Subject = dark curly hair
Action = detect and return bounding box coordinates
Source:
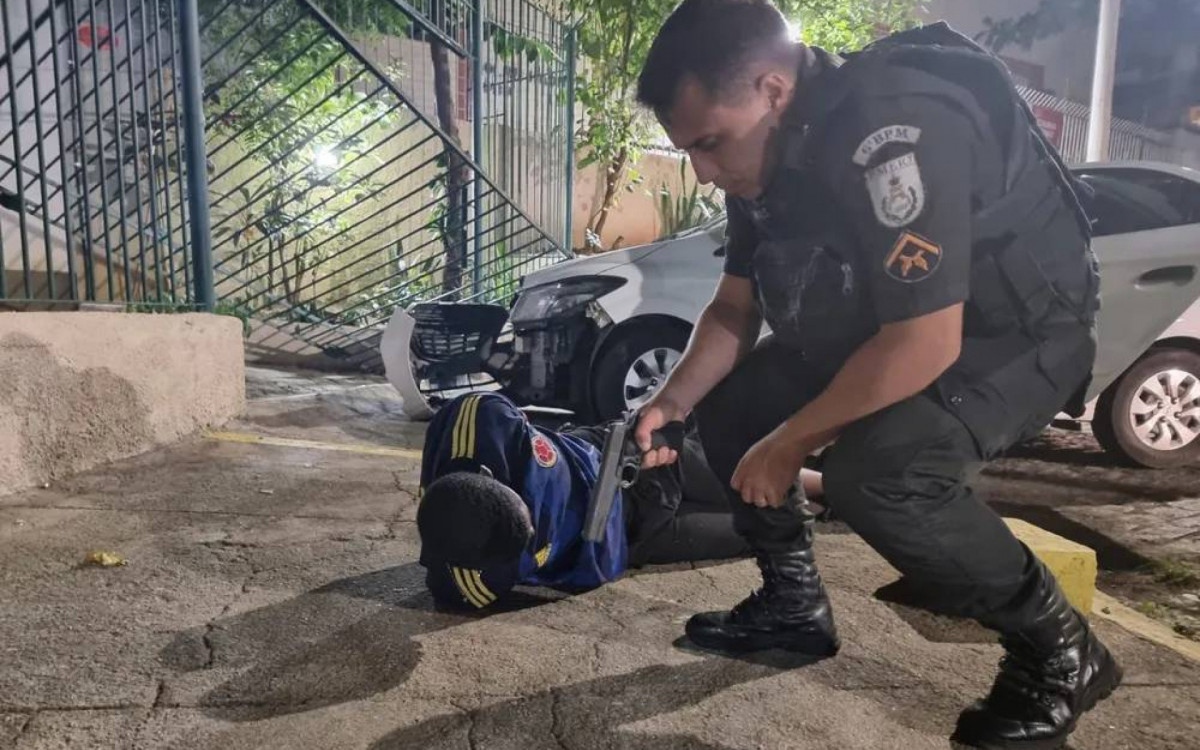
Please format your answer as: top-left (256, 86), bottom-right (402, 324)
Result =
top-left (417, 472), bottom-right (534, 568)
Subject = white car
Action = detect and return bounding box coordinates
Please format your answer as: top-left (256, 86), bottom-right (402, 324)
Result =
top-left (399, 162), bottom-right (1200, 468)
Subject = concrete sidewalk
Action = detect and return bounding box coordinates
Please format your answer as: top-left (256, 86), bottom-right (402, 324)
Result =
top-left (2, 372), bottom-right (1199, 749)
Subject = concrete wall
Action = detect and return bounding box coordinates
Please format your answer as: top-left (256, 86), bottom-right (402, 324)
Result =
top-left (0, 312), bottom-right (246, 494)
top-left (0, 205), bottom-right (135, 303)
top-left (572, 149), bottom-right (708, 251)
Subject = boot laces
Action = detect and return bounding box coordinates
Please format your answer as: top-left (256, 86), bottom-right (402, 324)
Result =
top-left (729, 587), bottom-right (772, 621)
top-left (994, 647), bottom-right (1078, 708)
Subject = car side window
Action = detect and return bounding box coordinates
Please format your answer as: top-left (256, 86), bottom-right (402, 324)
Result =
top-left (1076, 168), bottom-right (1200, 237)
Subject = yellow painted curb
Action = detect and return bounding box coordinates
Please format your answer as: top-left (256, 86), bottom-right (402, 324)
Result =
top-left (1004, 518), bottom-right (1097, 615)
top-left (1003, 518), bottom-right (1200, 665)
top-left (1093, 590), bottom-right (1200, 664)
top-left (205, 431), bottom-right (424, 461)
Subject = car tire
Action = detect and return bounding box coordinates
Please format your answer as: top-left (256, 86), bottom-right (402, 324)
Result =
top-left (1093, 347), bottom-right (1200, 469)
top-left (591, 321), bottom-right (690, 422)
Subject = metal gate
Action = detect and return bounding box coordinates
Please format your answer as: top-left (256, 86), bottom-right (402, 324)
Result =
top-left (1, 0), bottom-right (206, 308)
top-left (1020, 86), bottom-right (1177, 164)
top-left (200, 0), bottom-right (575, 369)
top-left (2, 0), bottom-right (576, 373)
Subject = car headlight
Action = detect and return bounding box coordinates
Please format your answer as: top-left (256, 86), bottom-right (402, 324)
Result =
top-left (509, 277), bottom-right (626, 326)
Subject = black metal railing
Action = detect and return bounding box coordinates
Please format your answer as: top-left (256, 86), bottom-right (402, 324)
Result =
top-left (0, 0), bottom-right (209, 308)
top-left (2, 0), bottom-right (575, 372)
top-left (201, 0), bottom-right (574, 369)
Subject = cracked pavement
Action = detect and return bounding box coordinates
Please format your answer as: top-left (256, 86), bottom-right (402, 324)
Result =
top-left (2, 368), bottom-right (1200, 748)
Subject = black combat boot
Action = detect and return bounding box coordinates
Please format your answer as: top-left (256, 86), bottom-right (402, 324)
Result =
top-left (685, 546), bottom-right (840, 656)
top-left (952, 561), bottom-right (1122, 750)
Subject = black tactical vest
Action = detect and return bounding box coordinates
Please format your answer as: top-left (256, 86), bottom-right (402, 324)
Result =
top-left (752, 23), bottom-right (1102, 453)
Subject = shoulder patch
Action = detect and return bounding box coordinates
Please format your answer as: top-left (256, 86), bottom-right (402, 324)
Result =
top-left (885, 231), bottom-right (942, 283)
top-left (866, 153), bottom-right (925, 228)
top-left (531, 432), bottom-right (558, 468)
top-left (853, 125), bottom-right (921, 166)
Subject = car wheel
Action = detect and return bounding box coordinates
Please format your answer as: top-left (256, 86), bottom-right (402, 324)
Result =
top-left (1093, 347), bottom-right (1200, 468)
top-left (591, 321), bottom-right (690, 422)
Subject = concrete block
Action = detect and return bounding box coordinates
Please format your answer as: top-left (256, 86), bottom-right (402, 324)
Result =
top-left (0, 312), bottom-right (245, 494)
top-left (1005, 518), bottom-right (1098, 615)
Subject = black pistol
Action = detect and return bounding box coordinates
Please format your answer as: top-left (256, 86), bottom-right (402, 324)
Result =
top-left (583, 412), bottom-right (685, 543)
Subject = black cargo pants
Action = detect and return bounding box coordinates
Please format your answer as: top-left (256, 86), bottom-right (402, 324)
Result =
top-left (695, 338), bottom-right (1036, 620)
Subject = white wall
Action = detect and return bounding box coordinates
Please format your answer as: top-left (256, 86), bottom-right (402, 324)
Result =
top-left (0, 0), bottom-right (69, 219)
top-left (922, 0), bottom-right (1097, 102)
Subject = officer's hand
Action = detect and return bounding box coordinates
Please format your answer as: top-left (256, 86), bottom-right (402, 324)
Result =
top-left (635, 397), bottom-right (687, 469)
top-left (732, 430), bottom-right (809, 509)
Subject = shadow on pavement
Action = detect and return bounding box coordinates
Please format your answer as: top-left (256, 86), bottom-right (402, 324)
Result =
top-left (997, 434), bottom-right (1116, 469)
top-left (987, 501), bottom-right (1151, 573)
top-left (871, 579), bottom-right (997, 645)
top-left (159, 563), bottom-right (561, 722)
top-left (368, 655), bottom-right (815, 750)
top-left (983, 465), bottom-right (1195, 505)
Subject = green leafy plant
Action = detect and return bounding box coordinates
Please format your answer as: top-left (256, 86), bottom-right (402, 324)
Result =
top-left (653, 158), bottom-right (721, 239)
top-left (124, 297), bottom-right (253, 337)
top-left (567, 0), bottom-right (927, 254)
top-left (125, 301), bottom-right (196, 314)
top-left (213, 298), bottom-right (254, 337)
top-left (198, 0), bottom-right (415, 321)
top-left (1149, 558), bottom-right (1200, 588)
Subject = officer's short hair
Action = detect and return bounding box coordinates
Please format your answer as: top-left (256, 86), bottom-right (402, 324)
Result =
top-left (417, 472), bottom-right (534, 568)
top-left (637, 0), bottom-right (794, 120)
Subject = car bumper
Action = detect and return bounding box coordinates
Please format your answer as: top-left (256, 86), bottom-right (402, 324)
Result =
top-left (399, 302), bottom-right (604, 414)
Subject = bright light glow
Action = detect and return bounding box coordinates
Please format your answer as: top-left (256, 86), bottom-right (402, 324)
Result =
top-left (313, 146), bottom-right (339, 170)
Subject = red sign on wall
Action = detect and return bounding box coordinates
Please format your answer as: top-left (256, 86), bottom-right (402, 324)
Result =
top-left (1032, 104), bottom-right (1065, 148)
top-left (78, 24), bottom-right (118, 51)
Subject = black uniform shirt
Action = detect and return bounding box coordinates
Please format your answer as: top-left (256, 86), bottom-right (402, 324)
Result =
top-left (719, 47), bottom-right (1094, 456)
top-left (725, 51), bottom-right (1005, 344)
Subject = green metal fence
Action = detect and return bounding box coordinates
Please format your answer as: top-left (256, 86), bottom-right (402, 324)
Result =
top-left (0, 0), bottom-right (210, 308)
top-left (201, 0), bottom-right (575, 370)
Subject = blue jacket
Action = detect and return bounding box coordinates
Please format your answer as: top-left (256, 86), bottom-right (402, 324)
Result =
top-left (419, 392), bottom-right (627, 609)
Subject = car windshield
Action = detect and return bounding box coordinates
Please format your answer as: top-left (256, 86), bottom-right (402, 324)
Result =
top-left (1074, 167), bottom-right (1200, 235)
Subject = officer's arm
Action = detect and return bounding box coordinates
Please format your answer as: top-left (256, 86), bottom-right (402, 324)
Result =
top-left (653, 273), bottom-right (762, 414)
top-left (773, 305), bottom-right (963, 450)
top-left (772, 95), bottom-right (976, 449)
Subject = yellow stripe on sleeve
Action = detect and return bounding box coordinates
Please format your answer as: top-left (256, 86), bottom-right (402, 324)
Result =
top-left (451, 396), bottom-right (477, 459)
top-left (464, 394), bottom-right (481, 459)
top-left (451, 566), bottom-right (487, 608)
top-left (470, 570), bottom-right (496, 603)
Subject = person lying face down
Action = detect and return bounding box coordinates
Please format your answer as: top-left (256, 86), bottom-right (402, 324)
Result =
top-left (416, 392), bottom-right (823, 610)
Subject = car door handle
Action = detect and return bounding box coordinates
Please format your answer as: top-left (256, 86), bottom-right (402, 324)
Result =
top-left (1136, 265), bottom-right (1196, 288)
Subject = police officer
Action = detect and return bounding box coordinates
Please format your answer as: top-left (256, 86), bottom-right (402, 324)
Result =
top-left (631, 1), bottom-right (1117, 748)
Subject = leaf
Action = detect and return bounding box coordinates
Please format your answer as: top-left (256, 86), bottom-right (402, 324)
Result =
top-left (82, 550), bottom-right (127, 568)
